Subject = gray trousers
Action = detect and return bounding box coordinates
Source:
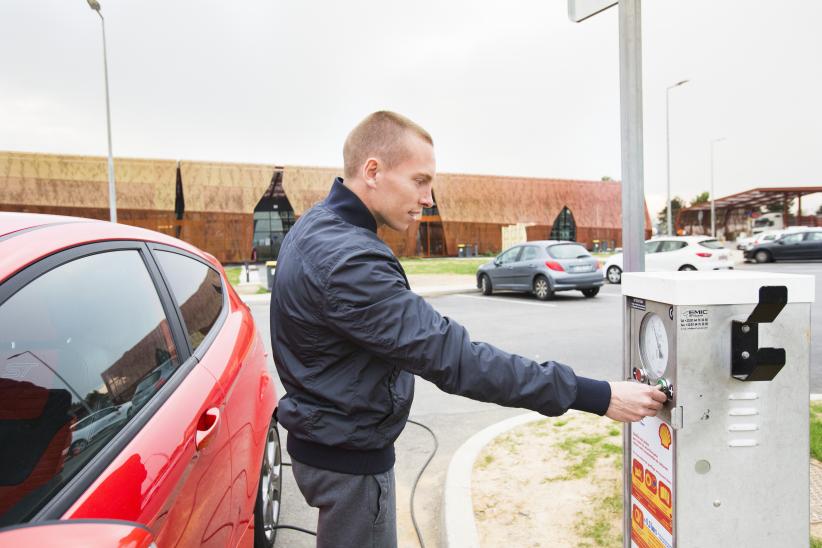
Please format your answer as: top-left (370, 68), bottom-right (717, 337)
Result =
top-left (291, 460), bottom-right (397, 548)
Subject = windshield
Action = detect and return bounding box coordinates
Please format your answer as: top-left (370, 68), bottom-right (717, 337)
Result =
top-left (547, 243), bottom-right (591, 259)
top-left (698, 239), bottom-right (725, 249)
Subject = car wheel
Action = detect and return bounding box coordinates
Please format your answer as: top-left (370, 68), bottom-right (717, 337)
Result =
top-left (582, 288), bottom-right (599, 298)
top-left (533, 275), bottom-right (554, 301)
top-left (254, 415), bottom-right (282, 548)
top-left (480, 274), bottom-right (493, 296)
top-left (678, 265), bottom-right (696, 271)
top-left (606, 266), bottom-right (622, 284)
top-left (70, 439), bottom-right (88, 456)
top-left (754, 250), bottom-right (772, 264)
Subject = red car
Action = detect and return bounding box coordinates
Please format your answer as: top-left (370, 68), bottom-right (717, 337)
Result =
top-left (0, 213), bottom-right (281, 547)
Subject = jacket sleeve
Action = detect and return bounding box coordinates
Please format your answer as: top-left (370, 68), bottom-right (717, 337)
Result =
top-left (323, 251), bottom-right (611, 416)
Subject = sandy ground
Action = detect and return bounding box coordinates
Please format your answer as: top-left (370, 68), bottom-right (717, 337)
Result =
top-left (472, 411), bottom-right (623, 547)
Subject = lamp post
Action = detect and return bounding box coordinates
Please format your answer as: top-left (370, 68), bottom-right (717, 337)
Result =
top-left (87, 0), bottom-right (117, 223)
top-left (710, 137), bottom-right (726, 237)
top-left (665, 79), bottom-right (689, 235)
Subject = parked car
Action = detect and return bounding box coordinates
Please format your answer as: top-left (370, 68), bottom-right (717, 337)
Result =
top-left (69, 403), bottom-right (131, 457)
top-left (744, 229), bottom-right (822, 263)
top-left (0, 213), bottom-right (281, 547)
top-left (738, 226), bottom-right (812, 251)
top-left (604, 236), bottom-right (733, 284)
top-left (476, 241), bottom-right (604, 300)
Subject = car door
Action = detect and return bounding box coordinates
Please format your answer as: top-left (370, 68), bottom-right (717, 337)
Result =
top-left (0, 243), bottom-right (234, 547)
top-left (151, 246), bottom-right (273, 547)
top-left (775, 232), bottom-right (805, 260)
top-left (642, 241), bottom-right (664, 271)
top-left (490, 246), bottom-right (522, 288)
top-left (512, 245), bottom-right (540, 289)
top-left (804, 231), bottom-right (822, 260)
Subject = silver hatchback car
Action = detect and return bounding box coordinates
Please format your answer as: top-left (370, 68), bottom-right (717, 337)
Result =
top-left (476, 241), bottom-right (604, 300)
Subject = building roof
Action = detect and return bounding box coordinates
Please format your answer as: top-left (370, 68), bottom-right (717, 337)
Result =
top-left (0, 151), bottom-right (177, 210)
top-left (681, 186), bottom-right (822, 212)
top-left (179, 160), bottom-right (277, 213)
top-left (281, 167), bottom-right (649, 229)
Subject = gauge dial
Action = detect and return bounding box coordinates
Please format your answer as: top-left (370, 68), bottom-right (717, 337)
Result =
top-left (639, 312), bottom-right (669, 379)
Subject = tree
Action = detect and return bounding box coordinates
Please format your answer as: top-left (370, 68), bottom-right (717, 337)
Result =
top-left (690, 191), bottom-right (709, 206)
top-left (601, 176), bottom-right (614, 182)
top-left (817, 204), bottom-right (822, 215)
top-left (764, 197), bottom-right (795, 213)
top-left (657, 196), bottom-right (685, 234)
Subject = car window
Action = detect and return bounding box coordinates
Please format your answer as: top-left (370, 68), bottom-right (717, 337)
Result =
top-left (520, 246), bottom-right (540, 262)
top-left (807, 232), bottom-right (822, 242)
top-left (657, 241), bottom-right (688, 252)
top-left (155, 251), bottom-right (224, 351)
top-left (498, 247), bottom-right (522, 265)
top-left (781, 233), bottom-right (804, 244)
top-left (644, 241), bottom-right (661, 254)
top-left (698, 239), bottom-right (725, 249)
top-left (0, 250), bottom-right (180, 525)
top-left (547, 243), bottom-right (591, 259)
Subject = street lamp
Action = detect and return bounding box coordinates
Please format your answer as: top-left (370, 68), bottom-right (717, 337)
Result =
top-left (710, 137), bottom-right (726, 238)
top-left (665, 79), bottom-right (689, 235)
top-left (86, 0), bottom-right (117, 223)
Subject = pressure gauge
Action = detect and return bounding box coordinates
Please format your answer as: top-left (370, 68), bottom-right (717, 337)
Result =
top-left (639, 312), bottom-right (669, 379)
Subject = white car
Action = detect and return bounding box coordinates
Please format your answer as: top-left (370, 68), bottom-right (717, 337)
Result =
top-left (604, 236), bottom-right (733, 284)
top-left (69, 403), bottom-right (131, 456)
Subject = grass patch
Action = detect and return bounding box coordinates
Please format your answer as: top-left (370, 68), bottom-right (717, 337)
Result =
top-left (225, 266), bottom-right (241, 286)
top-left (256, 287), bottom-right (271, 294)
top-left (608, 427), bottom-right (621, 437)
top-left (811, 403), bottom-right (822, 461)
top-left (477, 454), bottom-right (495, 470)
top-left (553, 434), bottom-right (621, 480)
top-left (576, 491), bottom-right (623, 547)
top-left (398, 257), bottom-right (488, 275)
top-left (554, 419), bottom-right (568, 428)
top-left (811, 537), bottom-right (822, 548)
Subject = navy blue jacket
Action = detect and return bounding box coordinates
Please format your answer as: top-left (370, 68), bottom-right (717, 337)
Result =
top-left (270, 178), bottom-right (611, 474)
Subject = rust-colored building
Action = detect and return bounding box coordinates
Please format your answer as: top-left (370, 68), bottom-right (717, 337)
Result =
top-left (1, 151), bottom-right (649, 262)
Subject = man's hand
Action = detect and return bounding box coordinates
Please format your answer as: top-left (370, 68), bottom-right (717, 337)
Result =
top-left (605, 381), bottom-right (667, 422)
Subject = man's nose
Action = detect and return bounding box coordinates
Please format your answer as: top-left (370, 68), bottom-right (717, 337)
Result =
top-left (420, 188), bottom-right (434, 208)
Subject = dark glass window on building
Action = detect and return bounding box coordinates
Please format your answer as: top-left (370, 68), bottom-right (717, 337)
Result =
top-left (0, 250), bottom-right (180, 525)
top-left (551, 206), bottom-right (577, 242)
top-left (252, 170), bottom-right (296, 261)
top-left (155, 251), bottom-right (224, 351)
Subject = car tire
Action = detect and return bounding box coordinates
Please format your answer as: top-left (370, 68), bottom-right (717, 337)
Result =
top-left (581, 288), bottom-right (599, 298)
top-left (480, 274), bottom-right (493, 296)
top-left (70, 439), bottom-right (88, 456)
top-left (754, 250), bottom-right (772, 264)
top-left (533, 275), bottom-right (554, 301)
top-left (254, 415), bottom-right (282, 548)
top-left (678, 265), bottom-right (696, 271)
top-left (606, 266), bottom-right (622, 284)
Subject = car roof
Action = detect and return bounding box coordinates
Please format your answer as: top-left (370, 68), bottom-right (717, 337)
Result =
top-left (518, 240), bottom-right (580, 246)
top-left (0, 212), bottom-right (218, 283)
top-left (650, 235), bottom-right (715, 242)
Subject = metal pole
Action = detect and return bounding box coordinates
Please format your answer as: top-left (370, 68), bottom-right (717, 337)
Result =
top-left (710, 137), bottom-right (725, 238)
top-left (665, 80), bottom-right (688, 236)
top-left (710, 141), bottom-right (714, 237)
top-left (619, 0), bottom-right (645, 273)
top-left (665, 89), bottom-right (672, 236)
top-left (98, 11), bottom-right (117, 223)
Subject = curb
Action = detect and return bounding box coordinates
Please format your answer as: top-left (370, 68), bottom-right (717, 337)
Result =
top-left (443, 394), bottom-right (822, 547)
top-left (441, 411), bottom-right (543, 548)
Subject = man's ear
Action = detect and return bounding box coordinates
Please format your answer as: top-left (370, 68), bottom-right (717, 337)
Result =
top-left (362, 158), bottom-right (379, 188)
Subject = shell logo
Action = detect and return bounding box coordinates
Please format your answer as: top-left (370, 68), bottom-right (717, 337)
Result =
top-left (658, 423), bottom-right (672, 449)
top-left (632, 505), bottom-right (644, 529)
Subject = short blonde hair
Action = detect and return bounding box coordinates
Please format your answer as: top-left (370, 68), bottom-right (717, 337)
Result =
top-left (343, 111), bottom-right (433, 179)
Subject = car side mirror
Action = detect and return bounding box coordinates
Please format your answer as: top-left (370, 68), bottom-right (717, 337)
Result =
top-left (777, 240), bottom-right (785, 245)
top-left (494, 258), bottom-right (502, 266)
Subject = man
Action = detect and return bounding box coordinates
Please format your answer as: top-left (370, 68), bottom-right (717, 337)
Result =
top-left (270, 111), bottom-right (665, 547)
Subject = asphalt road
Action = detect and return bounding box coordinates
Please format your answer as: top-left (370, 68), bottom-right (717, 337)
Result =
top-left (250, 260), bottom-right (822, 547)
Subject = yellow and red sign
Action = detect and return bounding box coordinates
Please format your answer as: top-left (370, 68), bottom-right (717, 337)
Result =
top-left (631, 416), bottom-right (674, 548)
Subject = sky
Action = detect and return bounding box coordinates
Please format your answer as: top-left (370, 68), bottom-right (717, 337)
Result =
top-left (1, 0), bottom-right (820, 221)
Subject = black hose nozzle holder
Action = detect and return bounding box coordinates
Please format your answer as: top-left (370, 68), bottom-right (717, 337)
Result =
top-left (731, 286), bottom-right (787, 382)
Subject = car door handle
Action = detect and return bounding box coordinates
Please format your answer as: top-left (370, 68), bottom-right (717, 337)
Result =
top-left (195, 407), bottom-right (220, 451)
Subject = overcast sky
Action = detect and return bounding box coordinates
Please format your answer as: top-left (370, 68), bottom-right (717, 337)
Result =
top-left (2, 0), bottom-right (820, 219)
